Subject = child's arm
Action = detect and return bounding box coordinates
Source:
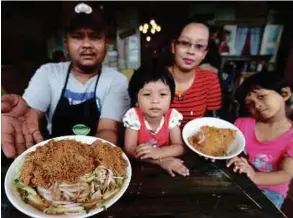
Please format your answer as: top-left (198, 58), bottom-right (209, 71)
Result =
top-left (124, 127), bottom-right (165, 164)
top-left (136, 125), bottom-right (185, 160)
top-left (124, 127), bottom-right (139, 158)
top-left (155, 125), bottom-right (185, 158)
top-left (251, 157), bottom-right (293, 185)
top-left (227, 156), bottom-right (293, 185)
top-left (125, 127), bottom-right (189, 177)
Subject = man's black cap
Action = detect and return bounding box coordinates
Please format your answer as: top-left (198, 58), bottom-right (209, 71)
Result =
top-left (64, 3), bottom-right (107, 35)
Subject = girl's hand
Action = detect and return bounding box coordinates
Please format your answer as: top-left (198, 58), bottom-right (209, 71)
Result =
top-left (235, 157), bottom-right (256, 181)
top-left (135, 144), bottom-right (162, 160)
top-left (226, 157), bottom-right (242, 172)
top-left (203, 156), bottom-right (216, 162)
top-left (227, 157), bottom-right (256, 181)
top-left (159, 157), bottom-right (190, 177)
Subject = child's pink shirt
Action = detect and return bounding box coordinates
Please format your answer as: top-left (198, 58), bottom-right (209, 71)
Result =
top-left (235, 117), bottom-right (293, 197)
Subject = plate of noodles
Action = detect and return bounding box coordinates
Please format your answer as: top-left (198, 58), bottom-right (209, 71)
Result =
top-left (5, 135), bottom-right (132, 218)
top-left (182, 117), bottom-right (246, 160)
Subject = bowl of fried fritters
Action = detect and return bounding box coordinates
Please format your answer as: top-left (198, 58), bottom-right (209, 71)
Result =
top-left (182, 117), bottom-right (246, 160)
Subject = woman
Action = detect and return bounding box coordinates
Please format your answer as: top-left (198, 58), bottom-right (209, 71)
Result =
top-left (166, 20), bottom-right (222, 127)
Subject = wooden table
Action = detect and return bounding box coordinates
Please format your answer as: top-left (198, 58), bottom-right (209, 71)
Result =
top-left (1, 151), bottom-right (287, 218)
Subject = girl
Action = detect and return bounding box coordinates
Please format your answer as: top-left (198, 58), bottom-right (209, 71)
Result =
top-left (123, 65), bottom-right (189, 177)
top-left (227, 72), bottom-right (293, 209)
top-left (165, 19), bottom-right (222, 127)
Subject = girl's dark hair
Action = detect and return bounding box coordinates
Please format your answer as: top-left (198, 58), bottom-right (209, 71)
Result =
top-left (128, 65), bottom-right (176, 107)
top-left (235, 71), bottom-right (291, 116)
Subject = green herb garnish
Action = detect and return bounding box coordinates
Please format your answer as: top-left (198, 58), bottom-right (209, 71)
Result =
top-left (83, 206), bottom-right (89, 213)
top-left (23, 192), bottom-right (29, 204)
top-left (116, 178), bottom-right (123, 186)
top-left (101, 205), bottom-right (107, 211)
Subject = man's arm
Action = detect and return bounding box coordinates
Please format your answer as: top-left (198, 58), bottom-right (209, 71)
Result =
top-left (96, 118), bottom-right (119, 145)
top-left (97, 73), bottom-right (130, 144)
top-left (23, 64), bottom-right (52, 114)
top-left (22, 64), bottom-right (52, 146)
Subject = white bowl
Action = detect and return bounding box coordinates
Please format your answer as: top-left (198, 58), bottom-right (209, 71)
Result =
top-left (182, 117), bottom-right (246, 160)
top-left (4, 135), bottom-right (132, 218)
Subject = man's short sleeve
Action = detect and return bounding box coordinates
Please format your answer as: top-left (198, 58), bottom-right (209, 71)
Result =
top-left (23, 65), bottom-right (51, 112)
top-left (100, 75), bottom-right (130, 122)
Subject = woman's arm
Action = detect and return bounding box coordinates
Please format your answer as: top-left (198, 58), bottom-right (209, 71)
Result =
top-left (206, 72), bottom-right (222, 117)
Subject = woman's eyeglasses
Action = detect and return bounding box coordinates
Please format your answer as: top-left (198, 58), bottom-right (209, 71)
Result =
top-left (175, 39), bottom-right (208, 52)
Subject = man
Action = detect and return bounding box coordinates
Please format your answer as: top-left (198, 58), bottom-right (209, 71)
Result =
top-left (1, 4), bottom-right (130, 158)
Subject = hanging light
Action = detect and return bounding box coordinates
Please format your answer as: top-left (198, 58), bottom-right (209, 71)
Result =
top-left (152, 23), bottom-right (157, 30)
top-left (139, 25), bottom-right (143, 32)
top-left (151, 28), bottom-right (156, 34)
top-left (146, 36), bottom-right (151, 42)
top-left (142, 28), bottom-right (148, 34)
top-left (143, 23), bottom-right (149, 30)
top-left (156, 25), bottom-right (161, 32)
top-left (150, 19), bottom-right (156, 26)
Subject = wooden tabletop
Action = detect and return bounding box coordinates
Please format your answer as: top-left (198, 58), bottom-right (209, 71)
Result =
top-left (1, 151), bottom-right (287, 218)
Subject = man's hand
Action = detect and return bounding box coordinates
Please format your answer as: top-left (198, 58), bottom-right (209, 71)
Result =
top-left (1, 94), bottom-right (28, 115)
top-left (1, 94), bottom-right (43, 158)
top-left (1, 114), bottom-right (25, 158)
top-left (22, 108), bottom-right (44, 148)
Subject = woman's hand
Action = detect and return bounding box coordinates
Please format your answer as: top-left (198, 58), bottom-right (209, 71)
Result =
top-left (159, 157), bottom-right (190, 177)
top-left (135, 144), bottom-right (162, 160)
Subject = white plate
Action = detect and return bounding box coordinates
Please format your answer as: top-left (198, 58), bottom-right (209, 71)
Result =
top-left (4, 135), bottom-right (132, 218)
top-left (182, 117), bottom-right (246, 160)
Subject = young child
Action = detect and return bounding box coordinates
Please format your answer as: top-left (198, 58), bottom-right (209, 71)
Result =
top-left (123, 65), bottom-right (190, 177)
top-left (227, 72), bottom-right (293, 209)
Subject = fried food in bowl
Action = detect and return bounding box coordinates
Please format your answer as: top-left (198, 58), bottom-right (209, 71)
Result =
top-left (188, 126), bottom-right (236, 156)
top-left (183, 118), bottom-right (245, 160)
